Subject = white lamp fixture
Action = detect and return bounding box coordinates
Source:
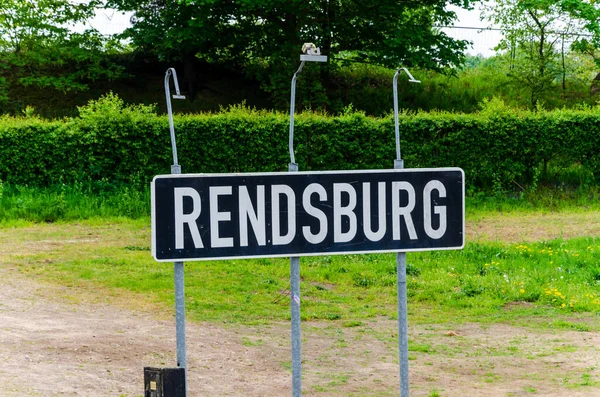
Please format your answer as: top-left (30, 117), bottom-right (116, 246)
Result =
top-left (300, 42), bottom-right (328, 62)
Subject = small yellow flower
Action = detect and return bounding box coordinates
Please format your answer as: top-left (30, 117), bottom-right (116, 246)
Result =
top-left (520, 289), bottom-right (525, 294)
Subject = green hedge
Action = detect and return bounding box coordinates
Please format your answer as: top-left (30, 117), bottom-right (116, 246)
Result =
top-left (1, 95), bottom-right (599, 191)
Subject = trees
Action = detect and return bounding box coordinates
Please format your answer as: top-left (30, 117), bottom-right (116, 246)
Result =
top-left (108, 0), bottom-right (475, 106)
top-left (0, 0), bottom-right (124, 109)
top-left (482, 0), bottom-right (600, 108)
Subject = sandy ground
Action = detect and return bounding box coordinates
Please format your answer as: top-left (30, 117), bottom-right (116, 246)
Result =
top-left (1, 212), bottom-right (600, 396)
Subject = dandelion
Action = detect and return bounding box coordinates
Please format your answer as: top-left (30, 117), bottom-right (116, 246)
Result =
top-left (520, 289), bottom-right (525, 294)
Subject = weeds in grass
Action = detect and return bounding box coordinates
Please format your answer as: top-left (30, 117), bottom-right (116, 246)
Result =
top-left (7, 218), bottom-right (600, 324)
top-left (428, 388), bottom-right (441, 397)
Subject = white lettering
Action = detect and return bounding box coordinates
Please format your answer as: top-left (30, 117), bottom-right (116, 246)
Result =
top-left (302, 183), bottom-right (328, 244)
top-left (362, 182), bottom-right (386, 242)
top-left (210, 186), bottom-right (234, 248)
top-left (174, 187), bottom-right (203, 249)
top-left (392, 182), bottom-right (417, 240)
top-left (239, 186), bottom-right (266, 246)
top-left (271, 185), bottom-right (296, 245)
top-left (333, 183), bottom-right (357, 243)
top-left (423, 180), bottom-right (447, 239)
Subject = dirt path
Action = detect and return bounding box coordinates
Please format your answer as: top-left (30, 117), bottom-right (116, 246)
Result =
top-left (1, 213), bottom-right (600, 396)
top-left (467, 210), bottom-right (600, 243)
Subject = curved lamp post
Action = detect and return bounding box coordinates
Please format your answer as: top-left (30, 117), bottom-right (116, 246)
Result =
top-left (393, 67), bottom-right (420, 397)
top-left (393, 67), bottom-right (421, 168)
top-left (164, 67), bottom-right (188, 395)
top-left (288, 43), bottom-right (327, 168)
top-left (165, 67), bottom-right (186, 173)
top-left (288, 43), bottom-right (327, 397)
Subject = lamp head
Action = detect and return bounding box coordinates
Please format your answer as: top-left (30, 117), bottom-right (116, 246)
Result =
top-left (300, 42), bottom-right (327, 62)
top-left (401, 67), bottom-right (421, 83)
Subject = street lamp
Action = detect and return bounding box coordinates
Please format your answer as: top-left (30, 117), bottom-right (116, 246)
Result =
top-left (164, 67), bottom-right (186, 174)
top-left (393, 67), bottom-right (421, 168)
top-left (392, 66), bottom-right (420, 397)
top-left (288, 43), bottom-right (327, 168)
top-left (164, 67), bottom-right (188, 396)
top-left (288, 43), bottom-right (327, 397)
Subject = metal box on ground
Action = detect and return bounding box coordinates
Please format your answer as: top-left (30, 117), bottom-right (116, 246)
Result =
top-left (144, 367), bottom-right (186, 397)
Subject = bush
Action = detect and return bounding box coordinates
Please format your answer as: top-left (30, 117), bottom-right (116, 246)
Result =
top-left (1, 94), bottom-right (600, 192)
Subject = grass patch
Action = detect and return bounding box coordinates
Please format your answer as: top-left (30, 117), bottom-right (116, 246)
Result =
top-left (3, 218), bottom-right (600, 327)
top-left (1, 181), bottom-right (600, 326)
top-left (0, 182), bottom-right (150, 223)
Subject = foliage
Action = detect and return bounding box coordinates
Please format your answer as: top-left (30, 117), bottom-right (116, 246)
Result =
top-left (482, 0), bottom-right (572, 107)
top-left (2, 52), bottom-right (599, 117)
top-left (561, 0), bottom-right (600, 67)
top-left (107, 0), bottom-right (474, 108)
top-left (3, 94), bottom-right (600, 192)
top-left (0, 0), bottom-right (125, 108)
top-left (111, 0), bottom-right (473, 69)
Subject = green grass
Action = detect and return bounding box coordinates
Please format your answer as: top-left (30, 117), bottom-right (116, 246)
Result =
top-left (428, 389), bottom-right (441, 397)
top-left (2, 180), bottom-right (600, 327)
top-left (2, 168), bottom-right (598, 224)
top-left (0, 181), bottom-right (150, 222)
top-left (6, 218), bottom-right (600, 326)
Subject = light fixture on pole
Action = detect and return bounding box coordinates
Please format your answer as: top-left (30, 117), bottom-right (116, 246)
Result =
top-left (164, 67), bottom-right (188, 397)
top-left (289, 43), bottom-right (327, 168)
top-left (393, 67), bottom-right (421, 168)
top-left (288, 43), bottom-right (327, 397)
top-left (164, 67), bottom-right (186, 174)
top-left (392, 66), bottom-right (420, 397)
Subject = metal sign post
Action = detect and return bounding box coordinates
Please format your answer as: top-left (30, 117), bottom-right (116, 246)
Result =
top-left (288, 43), bottom-right (327, 397)
top-left (164, 67), bottom-right (187, 394)
top-left (393, 67), bottom-right (421, 397)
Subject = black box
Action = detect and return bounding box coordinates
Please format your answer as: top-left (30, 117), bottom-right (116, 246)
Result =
top-left (144, 367), bottom-right (186, 397)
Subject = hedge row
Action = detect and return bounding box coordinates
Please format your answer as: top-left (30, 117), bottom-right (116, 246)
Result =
top-left (1, 95), bottom-right (600, 191)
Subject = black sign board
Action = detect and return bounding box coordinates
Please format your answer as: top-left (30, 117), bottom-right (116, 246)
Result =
top-left (151, 169), bottom-right (464, 261)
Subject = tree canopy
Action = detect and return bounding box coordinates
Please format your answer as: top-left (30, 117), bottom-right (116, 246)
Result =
top-left (0, 0), bottom-right (124, 108)
top-left (108, 0), bottom-right (475, 104)
top-left (482, 0), bottom-right (600, 107)
top-left (112, 0), bottom-right (476, 67)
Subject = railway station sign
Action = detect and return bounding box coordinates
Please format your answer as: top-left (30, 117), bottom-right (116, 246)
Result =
top-left (151, 168), bottom-right (464, 261)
